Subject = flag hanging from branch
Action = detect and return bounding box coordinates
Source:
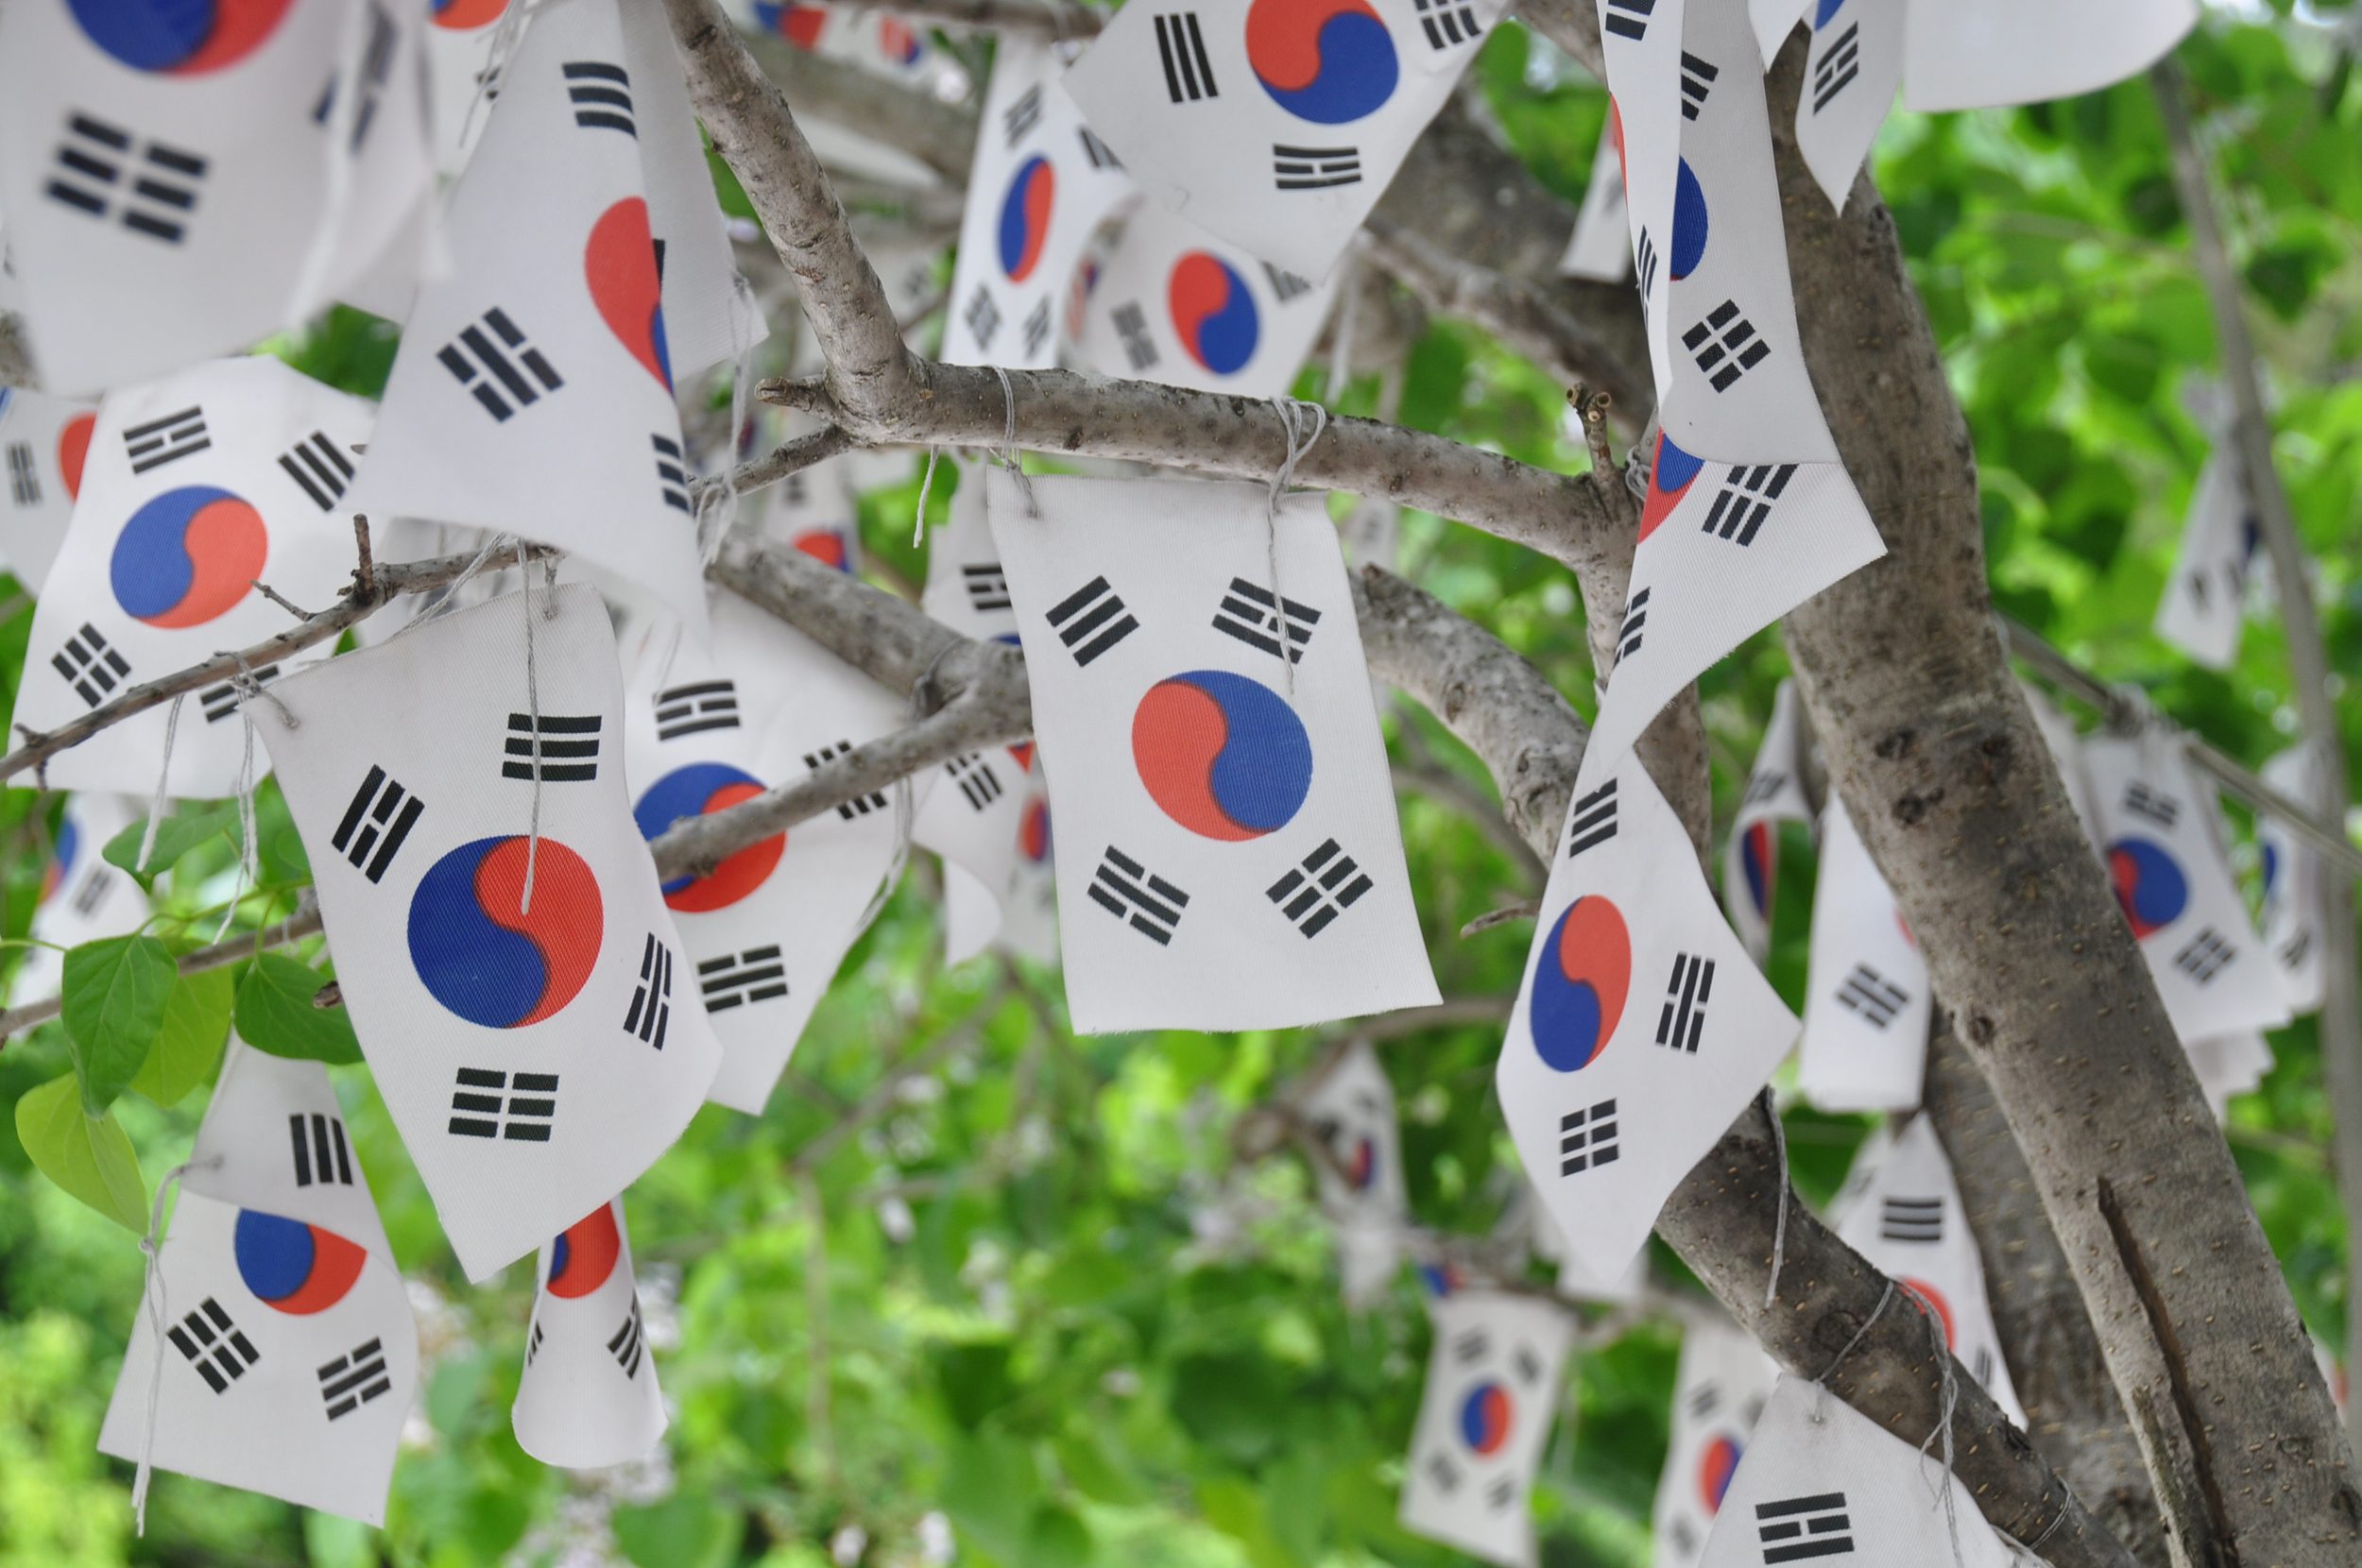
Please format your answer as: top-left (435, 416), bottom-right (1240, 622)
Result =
top-left (2153, 448), bottom-right (2259, 673)
top-left (513, 1197), bottom-right (666, 1467)
top-left (1721, 679), bottom-right (1813, 963)
top-left (1300, 1041), bottom-right (1409, 1305)
top-left (1796, 798), bottom-right (1929, 1113)
top-left (13, 793), bottom-right (151, 1004)
top-left (1560, 112), bottom-right (1632, 282)
top-left (1397, 1287), bottom-right (1573, 1568)
top-left (1651, 1317), bottom-right (1774, 1567)
top-left (2258, 746), bottom-right (2327, 1017)
top-left (0, 385), bottom-right (96, 593)
top-left (2188, 1030), bottom-right (2274, 1116)
top-left (425, 0), bottom-right (515, 175)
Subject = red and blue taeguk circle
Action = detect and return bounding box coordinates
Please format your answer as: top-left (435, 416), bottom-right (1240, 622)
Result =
top-left (1528, 895), bottom-right (1632, 1072)
top-left (1168, 252), bottom-right (1259, 377)
top-left (1697, 1433), bottom-right (1743, 1515)
top-left (234, 1209), bottom-right (366, 1315)
top-left (1740, 821), bottom-right (1775, 919)
top-left (587, 197), bottom-right (673, 391)
top-left (60, 412), bottom-right (94, 501)
top-left (432, 0), bottom-right (510, 27)
top-left (111, 486), bottom-right (268, 628)
top-left (1639, 432), bottom-right (1704, 542)
top-left (71, 0), bottom-right (296, 75)
top-left (1019, 796), bottom-right (1053, 863)
top-left (407, 836), bottom-right (603, 1029)
top-left (753, 1), bottom-right (829, 46)
top-left (879, 16), bottom-right (924, 63)
top-left (1346, 1133), bottom-right (1378, 1191)
top-left (1458, 1380), bottom-right (1514, 1457)
top-left (1670, 158), bottom-right (1707, 281)
top-left (1132, 670), bottom-right (1312, 842)
top-left (42, 817), bottom-right (79, 906)
top-left (548, 1203), bottom-right (623, 1298)
top-left (997, 155), bottom-right (1055, 283)
top-left (1244, 0), bottom-right (1398, 125)
top-left (792, 525), bottom-right (853, 572)
top-left (636, 761), bottom-right (784, 912)
top-left (2106, 835), bottom-right (2187, 939)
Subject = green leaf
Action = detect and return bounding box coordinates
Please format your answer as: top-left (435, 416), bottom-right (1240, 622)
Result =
top-left (235, 953), bottom-right (361, 1065)
top-left (128, 967), bottom-right (234, 1105)
top-left (101, 802), bottom-right (239, 888)
top-left (60, 935), bottom-right (177, 1113)
top-left (611, 1492), bottom-right (743, 1568)
top-left (13, 1073), bottom-right (146, 1232)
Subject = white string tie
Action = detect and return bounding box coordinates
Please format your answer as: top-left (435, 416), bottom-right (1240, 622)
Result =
top-left (697, 274), bottom-right (763, 566)
top-left (914, 446), bottom-right (942, 547)
top-left (130, 1155), bottom-right (219, 1534)
top-left (1264, 398), bottom-right (1328, 701)
top-left (990, 366), bottom-right (1039, 518)
top-left (135, 695), bottom-right (186, 876)
top-left (1761, 1086), bottom-right (1791, 1308)
top-left (393, 531), bottom-right (515, 639)
top-left (1915, 1303), bottom-right (1969, 1568)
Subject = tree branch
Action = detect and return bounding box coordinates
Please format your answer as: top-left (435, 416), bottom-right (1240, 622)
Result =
top-left (743, 31), bottom-right (978, 183)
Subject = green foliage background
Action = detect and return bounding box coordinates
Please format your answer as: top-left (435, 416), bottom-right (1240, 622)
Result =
top-left (0, 10), bottom-right (2354, 1566)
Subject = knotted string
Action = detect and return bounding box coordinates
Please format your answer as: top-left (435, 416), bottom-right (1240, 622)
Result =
top-left (697, 275), bottom-right (764, 567)
top-left (135, 695), bottom-right (186, 876)
top-left (131, 1155), bottom-right (218, 1534)
top-left (1915, 1304), bottom-right (1969, 1568)
top-left (1808, 1277), bottom-right (1897, 1424)
top-left (392, 530), bottom-right (515, 639)
top-left (1761, 1085), bottom-right (1790, 1309)
top-left (990, 366), bottom-right (1039, 518)
top-left (1263, 398), bottom-right (1328, 700)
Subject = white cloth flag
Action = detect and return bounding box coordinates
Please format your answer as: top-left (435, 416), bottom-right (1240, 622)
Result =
top-left (1498, 754), bottom-right (1798, 1282)
top-left (425, 0), bottom-right (513, 175)
top-left (1301, 1041), bottom-right (1409, 1305)
top-left (15, 793), bottom-right (151, 1004)
top-left (1722, 679), bottom-right (1813, 963)
top-left (1561, 114), bottom-right (1634, 282)
top-left (1069, 201), bottom-right (1341, 397)
top-left (1697, 1374), bottom-right (2020, 1568)
top-left (0, 0), bottom-right (435, 396)
top-left (342, 0), bottom-right (712, 638)
top-left (1746, 0), bottom-right (1809, 65)
top-left (1061, 0), bottom-right (1509, 279)
top-left (986, 469), bottom-right (1437, 1031)
top-left (995, 775), bottom-right (1062, 965)
top-left (621, 589), bottom-right (905, 1113)
top-left (1528, 1202), bottom-right (1648, 1304)
top-left (2154, 448), bottom-right (2257, 673)
top-left (2189, 1029), bottom-right (2273, 1115)
top-left (1398, 1288), bottom-right (1573, 1568)
top-left (0, 385), bottom-right (96, 592)
top-left (1902, 0), bottom-right (2196, 112)
top-left (1796, 797), bottom-right (1928, 1112)
top-left (2258, 746), bottom-right (2327, 1016)
top-left (12, 357), bottom-right (373, 799)
top-left (1792, 0), bottom-right (1905, 210)
top-left (754, 449), bottom-right (864, 574)
top-left (942, 36), bottom-right (1138, 368)
top-left (99, 1042), bottom-right (416, 1524)
top-left (1652, 1318), bottom-right (1774, 1568)
top-left (513, 1198), bottom-right (666, 1467)
top-left (259, 584), bottom-right (722, 1279)
top-left (2086, 727), bottom-right (2290, 1044)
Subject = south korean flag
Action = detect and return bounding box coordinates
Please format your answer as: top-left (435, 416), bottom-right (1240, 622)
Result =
top-left (11, 357), bottom-right (372, 799)
top-left (1651, 1317), bottom-right (1773, 1568)
top-left (986, 469), bottom-right (1437, 1032)
top-left (2257, 747), bottom-right (2327, 1017)
top-left (14, 793), bottom-right (151, 1005)
top-left (755, 448), bottom-right (864, 576)
top-left (513, 1198), bottom-right (665, 1467)
top-left (2189, 1030), bottom-right (2274, 1115)
top-left (1300, 1041), bottom-right (1409, 1305)
top-left (0, 0), bottom-right (436, 395)
top-left (258, 584), bottom-right (723, 1280)
top-left (942, 35), bottom-right (1139, 369)
top-left (1796, 798), bottom-right (1928, 1113)
top-left (1497, 755), bottom-right (1798, 1282)
top-left (1699, 1374), bottom-right (2022, 1567)
top-left (622, 588), bottom-right (905, 1113)
top-left (99, 1042), bottom-right (417, 1524)
top-left (2086, 727), bottom-right (2290, 1045)
top-left (2153, 448), bottom-right (2259, 673)
top-left (1721, 679), bottom-right (1814, 963)
top-left (1398, 1288), bottom-right (1573, 1568)
top-left (1559, 111), bottom-right (1632, 283)
top-left (1792, 0), bottom-right (1904, 210)
top-left (1067, 196), bottom-right (1342, 398)
top-left (425, 0), bottom-right (512, 175)
top-left (0, 385), bottom-right (95, 592)
top-left (1901, 0), bottom-right (2196, 113)
top-left (996, 775), bottom-right (1062, 966)
top-left (1061, 0), bottom-right (1510, 280)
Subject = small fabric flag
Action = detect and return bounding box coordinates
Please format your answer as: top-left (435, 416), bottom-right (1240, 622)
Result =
top-left (1796, 797), bottom-right (1928, 1113)
top-left (1498, 752), bottom-right (1799, 1283)
top-left (1067, 200), bottom-right (1342, 397)
top-left (257, 583), bottom-right (723, 1279)
top-left (1651, 1317), bottom-right (1774, 1568)
top-left (994, 774), bottom-right (1063, 966)
top-left (1560, 112), bottom-right (1633, 282)
top-left (2021, 681), bottom-right (2102, 849)
top-left (1791, 0), bottom-right (1904, 210)
top-left (1398, 1287), bottom-right (1574, 1568)
top-left (10, 357), bottom-right (373, 799)
top-left (14, 793), bottom-right (151, 1004)
top-left (1901, 0), bottom-right (2197, 112)
top-left (1746, 0), bottom-right (1809, 64)
top-left (942, 35), bottom-right (1140, 369)
top-left (2257, 747), bottom-right (2327, 1017)
top-left (1301, 1041), bottom-right (1409, 1305)
top-left (1061, 0), bottom-right (1510, 280)
top-left (425, 0), bottom-right (515, 175)
top-left (513, 1197), bottom-right (666, 1467)
top-left (0, 0), bottom-right (436, 395)
top-left (1722, 679), bottom-right (1814, 963)
top-left (985, 469), bottom-right (1438, 1031)
top-left (729, 0), bottom-right (951, 93)
top-left (621, 588), bottom-right (906, 1113)
top-left (1527, 1202), bottom-right (1648, 1304)
top-left (2187, 1030), bottom-right (2273, 1116)
top-left (754, 447), bottom-right (864, 576)
top-left (2153, 448), bottom-right (2258, 673)
top-left (0, 383), bottom-right (97, 592)
top-left (2085, 726), bottom-right (2291, 1045)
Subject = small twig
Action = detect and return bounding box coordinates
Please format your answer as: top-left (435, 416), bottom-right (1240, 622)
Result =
top-left (1461, 901), bottom-right (1540, 938)
top-left (351, 516), bottom-right (374, 602)
top-left (249, 580), bottom-right (317, 621)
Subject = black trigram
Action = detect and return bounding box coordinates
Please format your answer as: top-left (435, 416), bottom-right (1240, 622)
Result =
top-left (53, 623), bottom-right (131, 707)
top-left (699, 946), bottom-right (788, 1012)
top-left (1879, 1194), bottom-right (1943, 1243)
top-left (1655, 954), bottom-right (1714, 1053)
top-left (2280, 929), bottom-right (2315, 971)
top-left (1742, 769), bottom-right (1790, 807)
top-left (1679, 51), bottom-right (1719, 119)
top-left (653, 434), bottom-right (691, 513)
top-left (504, 712), bottom-right (601, 783)
top-left (66, 865), bottom-right (113, 919)
top-left (948, 753), bottom-right (1004, 811)
top-left (804, 739), bottom-right (888, 817)
top-left (526, 1321), bottom-right (544, 1365)
top-left (1566, 779), bottom-right (1618, 858)
top-left (1155, 12), bottom-right (1218, 102)
top-left (609, 1296), bottom-right (646, 1376)
top-left (657, 679), bottom-right (740, 740)
top-left (1756, 1492), bottom-right (1854, 1562)
top-left (440, 308), bottom-right (563, 421)
top-left (310, 3), bottom-right (397, 152)
top-left (1615, 588), bottom-right (1649, 664)
top-left (317, 1338), bottom-right (392, 1420)
top-left (7, 443), bottom-right (39, 505)
top-left (1560, 1099), bottom-right (1619, 1175)
top-left (962, 562), bottom-right (1012, 613)
top-left (448, 1068), bottom-right (558, 1142)
top-left (289, 1112), bottom-right (354, 1188)
top-left (278, 431), bottom-right (357, 511)
top-left (1834, 963), bottom-right (1909, 1027)
top-left (1111, 302), bottom-right (1159, 370)
top-left (45, 114), bottom-right (207, 244)
top-left (1704, 464), bottom-right (1795, 545)
top-left (1213, 576), bottom-right (1320, 662)
top-left (125, 406), bottom-right (209, 473)
top-left (1275, 144), bottom-right (1361, 190)
top-left (1021, 298), bottom-right (1053, 359)
top-left (1635, 227), bottom-right (1660, 300)
top-left (1079, 127), bottom-right (1122, 169)
top-left (625, 933), bottom-right (673, 1048)
top-left (1601, 0), bottom-right (1655, 41)
top-left (1267, 839), bottom-right (1373, 938)
top-left (1811, 23), bottom-right (1861, 113)
top-left (1667, 1519), bottom-right (1700, 1558)
top-left (200, 664), bottom-right (277, 724)
top-left (2173, 928), bottom-right (2236, 983)
top-left (2122, 782), bottom-right (2180, 828)
top-left (563, 60), bottom-right (635, 135)
top-left (1046, 575), bottom-right (1138, 666)
top-left (1684, 300), bottom-right (1770, 391)
top-left (169, 1299), bottom-right (259, 1393)
top-left (1003, 85), bottom-right (1044, 147)
top-left (963, 285), bottom-right (1001, 350)
top-left (1264, 263), bottom-right (1314, 303)
top-left (1686, 1383), bottom-right (1722, 1421)
top-left (1412, 0), bottom-right (1481, 49)
top-left (1089, 845), bottom-right (1189, 945)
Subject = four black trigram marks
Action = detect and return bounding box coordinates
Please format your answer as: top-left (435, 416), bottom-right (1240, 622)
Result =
top-left (333, 765), bottom-right (423, 883)
top-left (504, 711), bottom-right (602, 783)
top-left (53, 622), bottom-right (131, 707)
top-left (440, 308), bottom-right (564, 422)
top-left (1213, 575), bottom-right (1319, 662)
top-left (448, 1067), bottom-right (559, 1142)
top-left (1047, 575), bottom-right (1138, 667)
top-left (45, 112), bottom-right (207, 245)
top-left (170, 1297), bottom-right (260, 1394)
top-left (1090, 844), bottom-right (1189, 945)
top-left (1566, 779), bottom-right (1617, 858)
top-left (1267, 839), bottom-right (1372, 938)
top-left (657, 679), bottom-right (740, 740)
top-left (1834, 963), bottom-right (1909, 1027)
top-left (1654, 953), bottom-right (1714, 1053)
top-left (1559, 1099), bottom-right (1619, 1176)
top-left (317, 1338), bottom-right (394, 1420)
top-left (625, 933), bottom-right (673, 1049)
top-left (1756, 1492), bottom-right (1854, 1562)
top-left (1155, 12), bottom-right (1218, 103)
top-left (563, 60), bottom-right (635, 136)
